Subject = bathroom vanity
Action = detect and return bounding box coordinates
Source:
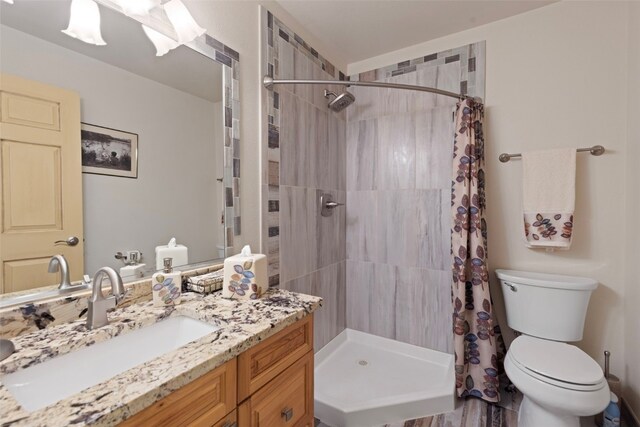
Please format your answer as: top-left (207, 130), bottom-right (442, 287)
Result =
top-left (120, 315), bottom-right (314, 427)
top-left (0, 289), bottom-right (321, 426)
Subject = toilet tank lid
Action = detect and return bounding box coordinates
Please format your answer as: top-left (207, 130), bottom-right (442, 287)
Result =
top-left (495, 269), bottom-right (598, 291)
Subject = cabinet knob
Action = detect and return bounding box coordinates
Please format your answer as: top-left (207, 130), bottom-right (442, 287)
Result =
top-left (221, 422), bottom-right (237, 427)
top-left (281, 407), bottom-right (294, 422)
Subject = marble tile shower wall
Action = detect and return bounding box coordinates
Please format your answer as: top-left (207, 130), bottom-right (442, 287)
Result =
top-left (262, 11), bottom-right (347, 351)
top-left (346, 42), bottom-right (485, 354)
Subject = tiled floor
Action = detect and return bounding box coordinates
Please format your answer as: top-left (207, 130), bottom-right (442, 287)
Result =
top-left (315, 391), bottom-right (613, 427)
top-left (383, 404), bottom-right (617, 427)
top-left (315, 394), bottom-right (520, 427)
top-left (383, 397), bottom-right (518, 427)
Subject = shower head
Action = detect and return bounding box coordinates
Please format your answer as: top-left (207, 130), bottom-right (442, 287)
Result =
top-left (324, 89), bottom-right (355, 112)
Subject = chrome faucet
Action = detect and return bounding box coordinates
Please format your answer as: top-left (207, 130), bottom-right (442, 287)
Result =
top-left (86, 267), bottom-right (125, 329)
top-left (48, 255), bottom-right (72, 289)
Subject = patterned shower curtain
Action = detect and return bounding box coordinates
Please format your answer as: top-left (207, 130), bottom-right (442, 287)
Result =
top-left (451, 99), bottom-right (504, 402)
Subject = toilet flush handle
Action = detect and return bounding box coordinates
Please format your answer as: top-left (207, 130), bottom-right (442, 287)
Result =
top-left (504, 282), bottom-right (517, 292)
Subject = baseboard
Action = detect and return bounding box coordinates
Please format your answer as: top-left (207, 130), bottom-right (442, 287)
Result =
top-left (623, 398), bottom-right (640, 427)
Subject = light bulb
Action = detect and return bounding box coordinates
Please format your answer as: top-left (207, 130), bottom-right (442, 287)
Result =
top-left (114, 0), bottom-right (160, 18)
top-left (62, 0), bottom-right (106, 46)
top-left (163, 0), bottom-right (205, 44)
top-left (142, 25), bottom-right (179, 56)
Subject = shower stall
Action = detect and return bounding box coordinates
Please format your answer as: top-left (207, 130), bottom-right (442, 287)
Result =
top-left (261, 12), bottom-right (485, 426)
top-left (264, 71), bottom-right (471, 426)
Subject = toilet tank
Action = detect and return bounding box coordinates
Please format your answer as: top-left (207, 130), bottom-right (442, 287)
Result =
top-left (495, 269), bottom-right (598, 342)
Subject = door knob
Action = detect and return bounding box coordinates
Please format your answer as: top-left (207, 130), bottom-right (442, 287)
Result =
top-left (281, 407), bottom-right (294, 422)
top-left (54, 236), bottom-right (80, 246)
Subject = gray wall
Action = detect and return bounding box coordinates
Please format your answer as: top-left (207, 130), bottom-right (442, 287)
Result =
top-left (345, 44), bottom-right (485, 354)
top-left (277, 48), bottom-right (347, 351)
top-left (264, 13), bottom-right (347, 351)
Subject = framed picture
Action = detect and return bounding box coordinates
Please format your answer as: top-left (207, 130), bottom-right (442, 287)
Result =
top-left (81, 123), bottom-right (138, 178)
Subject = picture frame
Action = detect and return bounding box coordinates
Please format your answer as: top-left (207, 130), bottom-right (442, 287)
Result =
top-left (81, 123), bottom-right (138, 178)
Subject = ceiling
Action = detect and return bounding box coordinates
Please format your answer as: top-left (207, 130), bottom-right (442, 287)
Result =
top-left (276, 0), bottom-right (556, 66)
top-left (0, 1), bottom-right (222, 103)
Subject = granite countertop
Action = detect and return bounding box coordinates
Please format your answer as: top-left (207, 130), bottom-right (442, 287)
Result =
top-left (0, 289), bottom-right (322, 427)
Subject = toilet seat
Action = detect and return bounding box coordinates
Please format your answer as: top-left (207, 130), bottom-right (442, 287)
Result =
top-left (508, 336), bottom-right (606, 392)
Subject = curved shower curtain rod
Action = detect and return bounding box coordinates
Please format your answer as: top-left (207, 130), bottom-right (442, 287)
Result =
top-left (263, 76), bottom-right (481, 102)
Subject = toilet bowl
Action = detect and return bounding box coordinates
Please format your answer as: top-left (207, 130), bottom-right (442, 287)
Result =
top-left (495, 269), bottom-right (610, 427)
top-left (504, 336), bottom-right (609, 427)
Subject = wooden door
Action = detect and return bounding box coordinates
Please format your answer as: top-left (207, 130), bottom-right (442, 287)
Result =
top-left (0, 73), bottom-right (84, 293)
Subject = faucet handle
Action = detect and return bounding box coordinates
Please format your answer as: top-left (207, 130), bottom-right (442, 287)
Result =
top-left (114, 290), bottom-right (126, 305)
top-left (104, 295), bottom-right (117, 311)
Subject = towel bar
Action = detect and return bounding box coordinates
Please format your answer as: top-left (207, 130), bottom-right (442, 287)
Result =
top-left (498, 145), bottom-right (605, 163)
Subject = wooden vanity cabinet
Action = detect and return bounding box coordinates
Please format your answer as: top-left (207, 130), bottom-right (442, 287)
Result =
top-left (201, 409), bottom-right (237, 427)
top-left (238, 315), bottom-right (314, 427)
top-left (120, 358), bottom-right (237, 427)
top-left (118, 315), bottom-right (314, 427)
top-left (238, 352), bottom-right (314, 427)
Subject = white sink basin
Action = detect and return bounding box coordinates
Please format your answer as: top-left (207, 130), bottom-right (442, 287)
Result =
top-left (2, 316), bottom-right (220, 412)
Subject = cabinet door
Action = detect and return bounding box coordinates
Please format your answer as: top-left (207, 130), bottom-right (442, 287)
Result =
top-left (191, 408), bottom-right (237, 427)
top-left (238, 315), bottom-right (313, 401)
top-left (120, 358), bottom-right (237, 427)
top-left (238, 351), bottom-right (313, 427)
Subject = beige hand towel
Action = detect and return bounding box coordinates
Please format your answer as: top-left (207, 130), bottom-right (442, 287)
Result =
top-left (522, 148), bottom-right (576, 249)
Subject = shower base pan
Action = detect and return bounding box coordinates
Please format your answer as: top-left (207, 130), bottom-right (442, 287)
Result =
top-left (315, 329), bottom-right (455, 427)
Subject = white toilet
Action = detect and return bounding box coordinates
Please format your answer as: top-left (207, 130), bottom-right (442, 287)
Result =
top-left (495, 269), bottom-right (610, 427)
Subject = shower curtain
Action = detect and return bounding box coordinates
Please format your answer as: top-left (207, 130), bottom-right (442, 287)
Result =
top-left (451, 99), bottom-right (504, 403)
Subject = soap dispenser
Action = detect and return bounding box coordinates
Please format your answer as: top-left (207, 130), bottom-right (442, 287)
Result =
top-left (152, 257), bottom-right (182, 307)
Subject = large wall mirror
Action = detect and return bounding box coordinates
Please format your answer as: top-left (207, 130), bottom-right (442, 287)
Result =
top-left (0, 0), bottom-right (240, 299)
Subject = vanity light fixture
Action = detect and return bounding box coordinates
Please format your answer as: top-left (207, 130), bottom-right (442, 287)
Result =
top-left (62, 0), bottom-right (106, 46)
top-left (113, 0), bottom-right (160, 17)
top-left (142, 24), bottom-right (179, 56)
top-left (163, 0), bottom-right (205, 44)
top-left (1, 0), bottom-right (14, 4)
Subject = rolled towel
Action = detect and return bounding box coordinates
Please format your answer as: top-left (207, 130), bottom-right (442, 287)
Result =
top-left (522, 148), bottom-right (576, 249)
top-left (185, 269), bottom-right (224, 294)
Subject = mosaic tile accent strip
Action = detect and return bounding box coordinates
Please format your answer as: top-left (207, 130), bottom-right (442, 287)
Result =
top-left (350, 41), bottom-right (486, 100)
top-left (262, 9), bottom-right (346, 288)
top-left (267, 13), bottom-right (339, 79)
top-left (201, 33), bottom-right (242, 239)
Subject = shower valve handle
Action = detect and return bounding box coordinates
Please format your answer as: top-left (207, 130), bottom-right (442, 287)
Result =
top-left (320, 193), bottom-right (344, 217)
